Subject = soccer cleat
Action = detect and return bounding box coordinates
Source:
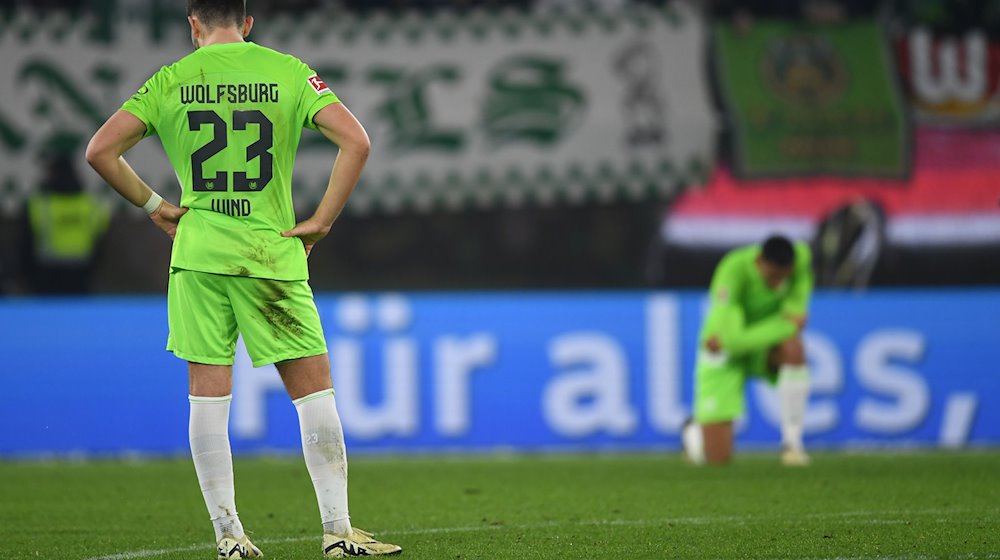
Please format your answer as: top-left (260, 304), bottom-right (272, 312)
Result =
top-left (322, 527), bottom-right (402, 557)
top-left (781, 446), bottom-right (811, 467)
top-left (217, 534), bottom-right (263, 558)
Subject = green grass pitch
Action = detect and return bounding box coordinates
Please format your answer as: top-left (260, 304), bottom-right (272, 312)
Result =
top-left (1, 451), bottom-right (998, 559)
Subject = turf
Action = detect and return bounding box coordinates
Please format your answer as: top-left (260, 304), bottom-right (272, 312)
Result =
top-left (0, 451), bottom-right (997, 559)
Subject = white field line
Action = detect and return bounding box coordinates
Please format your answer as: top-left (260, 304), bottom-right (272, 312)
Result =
top-left (82, 507), bottom-right (998, 560)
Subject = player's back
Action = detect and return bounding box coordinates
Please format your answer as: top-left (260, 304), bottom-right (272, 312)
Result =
top-left (708, 242), bottom-right (811, 325)
top-left (122, 41), bottom-right (339, 280)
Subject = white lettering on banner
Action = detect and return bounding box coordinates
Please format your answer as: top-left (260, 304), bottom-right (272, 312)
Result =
top-left (434, 335), bottom-right (498, 435)
top-left (854, 330), bottom-right (931, 434)
top-left (801, 333), bottom-right (844, 434)
top-left (544, 333), bottom-right (638, 437)
top-left (332, 295), bottom-right (419, 439)
top-left (646, 295), bottom-right (688, 433)
top-left (910, 28), bottom-right (987, 104)
top-left (939, 393), bottom-right (979, 448)
top-left (337, 293), bottom-right (371, 332)
top-left (232, 338), bottom-right (283, 439)
top-left (751, 332), bottom-right (844, 434)
top-left (229, 294), bottom-right (979, 447)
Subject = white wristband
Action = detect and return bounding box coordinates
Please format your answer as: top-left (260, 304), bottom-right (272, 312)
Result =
top-left (142, 191), bottom-right (163, 214)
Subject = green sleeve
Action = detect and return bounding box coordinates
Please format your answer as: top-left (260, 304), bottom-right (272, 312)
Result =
top-left (296, 62), bottom-right (340, 131)
top-left (120, 68), bottom-right (165, 138)
top-left (704, 252), bottom-right (798, 355)
top-left (718, 314), bottom-right (798, 355)
top-left (782, 242), bottom-right (814, 317)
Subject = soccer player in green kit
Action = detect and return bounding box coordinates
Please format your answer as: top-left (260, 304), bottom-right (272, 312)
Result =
top-left (85, 1), bottom-right (401, 557)
top-left (681, 235), bottom-right (813, 466)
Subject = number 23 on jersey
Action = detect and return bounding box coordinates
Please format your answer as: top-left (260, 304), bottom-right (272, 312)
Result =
top-left (187, 109), bottom-right (274, 193)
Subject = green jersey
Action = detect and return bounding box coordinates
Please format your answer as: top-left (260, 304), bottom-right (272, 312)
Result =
top-left (121, 41), bottom-right (339, 280)
top-left (700, 242), bottom-right (813, 355)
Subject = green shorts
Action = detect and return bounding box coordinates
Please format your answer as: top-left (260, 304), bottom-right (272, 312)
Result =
top-left (693, 348), bottom-right (776, 424)
top-left (167, 269), bottom-right (328, 368)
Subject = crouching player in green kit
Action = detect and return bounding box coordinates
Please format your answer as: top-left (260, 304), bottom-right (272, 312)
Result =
top-left (682, 235), bottom-right (813, 466)
top-left (86, 0), bottom-right (402, 557)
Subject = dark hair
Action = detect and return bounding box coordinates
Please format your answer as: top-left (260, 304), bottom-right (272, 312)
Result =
top-left (42, 155), bottom-right (83, 194)
top-left (761, 235), bottom-right (795, 267)
top-left (186, 0), bottom-right (246, 29)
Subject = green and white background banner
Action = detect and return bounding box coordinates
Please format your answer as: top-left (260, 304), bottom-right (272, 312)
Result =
top-left (0, 5), bottom-right (716, 215)
top-left (713, 21), bottom-right (909, 179)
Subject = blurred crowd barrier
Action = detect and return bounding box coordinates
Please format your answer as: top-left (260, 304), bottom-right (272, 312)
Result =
top-left (1, 289), bottom-right (996, 456)
top-left (0, 3), bottom-right (997, 293)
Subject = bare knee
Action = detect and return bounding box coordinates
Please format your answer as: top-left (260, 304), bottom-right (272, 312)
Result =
top-left (773, 337), bottom-right (805, 366)
top-left (188, 363), bottom-right (233, 397)
top-left (702, 421), bottom-right (734, 465)
top-left (276, 353), bottom-right (333, 400)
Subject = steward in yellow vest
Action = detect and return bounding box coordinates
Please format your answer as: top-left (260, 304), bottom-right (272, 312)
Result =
top-left (22, 155), bottom-right (108, 293)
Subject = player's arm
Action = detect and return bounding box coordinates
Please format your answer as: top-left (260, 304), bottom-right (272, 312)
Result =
top-left (709, 300), bottom-right (798, 355)
top-left (719, 313), bottom-right (798, 354)
top-left (781, 243), bottom-right (814, 330)
top-left (705, 256), bottom-right (797, 355)
top-left (85, 110), bottom-right (186, 239)
top-left (282, 102), bottom-right (370, 255)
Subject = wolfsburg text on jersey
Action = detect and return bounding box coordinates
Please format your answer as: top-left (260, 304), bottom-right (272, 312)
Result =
top-left (180, 83), bottom-right (280, 104)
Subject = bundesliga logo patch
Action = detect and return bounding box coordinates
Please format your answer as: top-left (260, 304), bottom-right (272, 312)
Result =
top-left (308, 74), bottom-right (330, 95)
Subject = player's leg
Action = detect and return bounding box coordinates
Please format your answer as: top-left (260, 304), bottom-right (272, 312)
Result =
top-left (168, 270), bottom-right (262, 558)
top-left (229, 278), bottom-right (347, 531)
top-left (189, 363), bottom-right (234, 396)
top-left (769, 337), bottom-right (811, 465)
top-left (702, 421), bottom-right (734, 464)
top-left (275, 353), bottom-right (351, 536)
top-left (274, 355), bottom-right (399, 557)
top-left (688, 352), bottom-right (747, 465)
top-left (189, 363), bottom-right (261, 558)
top-left (234, 278), bottom-right (400, 557)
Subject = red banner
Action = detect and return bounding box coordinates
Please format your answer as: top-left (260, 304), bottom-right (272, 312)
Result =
top-left (664, 129), bottom-right (1000, 247)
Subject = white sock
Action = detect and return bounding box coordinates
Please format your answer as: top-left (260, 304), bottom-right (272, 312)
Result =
top-left (777, 365), bottom-right (810, 451)
top-left (294, 389), bottom-right (352, 535)
top-left (681, 421), bottom-right (706, 465)
top-left (189, 395), bottom-right (245, 541)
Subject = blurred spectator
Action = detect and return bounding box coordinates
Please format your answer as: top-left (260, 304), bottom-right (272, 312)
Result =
top-left (340, 0), bottom-right (531, 13)
top-left (0, 0), bottom-right (87, 15)
top-left (20, 144), bottom-right (109, 295)
top-left (705, 0), bottom-right (877, 26)
top-left (537, 0), bottom-right (629, 10)
top-left (889, 0), bottom-right (1000, 37)
top-left (251, 0), bottom-right (323, 16)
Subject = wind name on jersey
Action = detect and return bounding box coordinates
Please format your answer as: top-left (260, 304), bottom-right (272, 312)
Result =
top-left (180, 83), bottom-right (279, 104)
top-left (211, 198), bottom-right (251, 217)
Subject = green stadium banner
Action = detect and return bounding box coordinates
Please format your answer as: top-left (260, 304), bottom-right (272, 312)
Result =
top-left (714, 21), bottom-right (909, 178)
top-left (0, 5), bottom-right (715, 215)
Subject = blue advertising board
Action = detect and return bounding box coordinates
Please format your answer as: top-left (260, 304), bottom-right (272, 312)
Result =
top-left (0, 290), bottom-right (997, 457)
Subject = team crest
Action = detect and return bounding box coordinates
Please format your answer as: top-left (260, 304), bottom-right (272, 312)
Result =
top-left (761, 34), bottom-right (847, 107)
top-left (308, 74), bottom-right (331, 95)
